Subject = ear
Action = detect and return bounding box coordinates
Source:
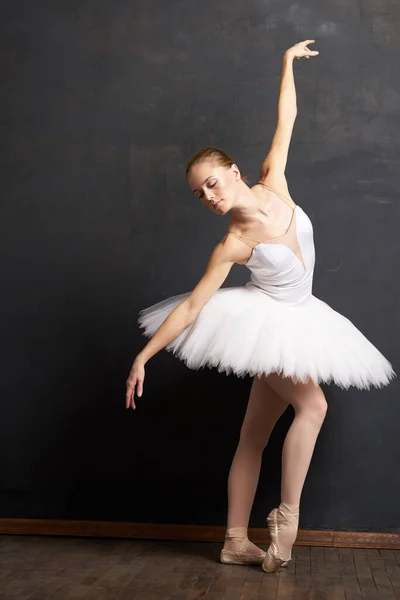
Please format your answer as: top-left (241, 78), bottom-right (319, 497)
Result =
top-left (230, 163), bottom-right (241, 180)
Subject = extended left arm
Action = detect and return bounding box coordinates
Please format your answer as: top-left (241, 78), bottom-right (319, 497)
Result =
top-left (260, 40), bottom-right (319, 180)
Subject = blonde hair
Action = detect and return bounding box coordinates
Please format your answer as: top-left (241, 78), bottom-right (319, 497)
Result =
top-left (186, 147), bottom-right (248, 184)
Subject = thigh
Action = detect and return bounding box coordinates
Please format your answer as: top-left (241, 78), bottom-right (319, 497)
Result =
top-left (264, 372), bottom-right (327, 415)
top-left (239, 375), bottom-right (289, 443)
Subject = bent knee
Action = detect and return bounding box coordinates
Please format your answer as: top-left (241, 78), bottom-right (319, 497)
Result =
top-left (313, 398), bottom-right (328, 424)
top-left (296, 390), bottom-right (328, 425)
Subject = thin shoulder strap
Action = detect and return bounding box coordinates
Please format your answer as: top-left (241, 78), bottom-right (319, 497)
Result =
top-left (257, 181), bottom-right (296, 209)
top-left (227, 232), bottom-right (261, 245)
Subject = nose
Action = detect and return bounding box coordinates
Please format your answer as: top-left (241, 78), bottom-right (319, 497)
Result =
top-left (204, 190), bottom-right (215, 203)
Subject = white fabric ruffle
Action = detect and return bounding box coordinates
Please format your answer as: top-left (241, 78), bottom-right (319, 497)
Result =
top-left (138, 284), bottom-right (396, 390)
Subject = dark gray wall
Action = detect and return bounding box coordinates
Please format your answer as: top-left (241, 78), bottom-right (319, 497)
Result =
top-left (1, 0), bottom-right (399, 532)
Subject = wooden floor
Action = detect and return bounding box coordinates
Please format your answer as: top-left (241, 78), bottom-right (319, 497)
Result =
top-left (1, 535), bottom-right (400, 600)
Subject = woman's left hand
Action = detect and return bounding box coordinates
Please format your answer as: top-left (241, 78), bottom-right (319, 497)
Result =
top-left (286, 40), bottom-right (319, 60)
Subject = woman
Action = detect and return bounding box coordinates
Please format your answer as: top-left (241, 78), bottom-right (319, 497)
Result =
top-left (125, 40), bottom-right (396, 573)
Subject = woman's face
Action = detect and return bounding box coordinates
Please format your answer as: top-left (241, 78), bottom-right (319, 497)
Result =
top-left (187, 161), bottom-right (239, 214)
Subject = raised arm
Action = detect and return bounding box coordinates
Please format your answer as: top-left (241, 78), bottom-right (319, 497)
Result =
top-left (126, 236), bottom-right (242, 408)
top-left (259, 40), bottom-right (319, 183)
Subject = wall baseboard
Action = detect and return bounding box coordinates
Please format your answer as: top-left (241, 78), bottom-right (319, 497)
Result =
top-left (0, 519), bottom-right (399, 549)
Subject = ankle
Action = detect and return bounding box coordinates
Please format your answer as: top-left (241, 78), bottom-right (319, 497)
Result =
top-left (223, 526), bottom-right (249, 553)
top-left (277, 502), bottom-right (300, 531)
top-left (223, 526), bottom-right (265, 558)
top-left (279, 502), bottom-right (300, 516)
top-left (225, 526), bottom-right (248, 540)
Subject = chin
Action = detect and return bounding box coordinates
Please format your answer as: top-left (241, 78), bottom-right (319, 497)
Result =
top-left (215, 200), bottom-right (228, 213)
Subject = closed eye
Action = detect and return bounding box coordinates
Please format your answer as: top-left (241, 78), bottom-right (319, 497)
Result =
top-left (197, 182), bottom-right (217, 198)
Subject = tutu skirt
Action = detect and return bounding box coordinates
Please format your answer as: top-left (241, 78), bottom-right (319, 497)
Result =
top-left (138, 283), bottom-right (396, 390)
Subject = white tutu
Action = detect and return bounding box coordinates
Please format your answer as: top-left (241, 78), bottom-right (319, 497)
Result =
top-left (138, 283), bottom-right (395, 390)
top-left (138, 193), bottom-right (396, 391)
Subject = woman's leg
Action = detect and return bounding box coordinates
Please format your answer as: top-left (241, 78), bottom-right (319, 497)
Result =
top-left (265, 373), bottom-right (327, 506)
top-left (261, 372), bottom-right (328, 568)
top-left (223, 375), bottom-right (288, 556)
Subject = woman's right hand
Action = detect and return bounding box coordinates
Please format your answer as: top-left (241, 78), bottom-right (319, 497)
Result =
top-left (286, 39), bottom-right (319, 60)
top-left (126, 356), bottom-right (146, 409)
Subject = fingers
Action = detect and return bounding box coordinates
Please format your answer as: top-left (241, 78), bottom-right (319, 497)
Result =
top-left (126, 375), bottom-right (139, 410)
top-left (299, 40), bottom-right (319, 59)
top-left (125, 357), bottom-right (145, 409)
top-left (126, 367), bottom-right (145, 410)
top-left (292, 40), bottom-right (319, 60)
top-left (126, 379), bottom-right (136, 409)
top-left (303, 41), bottom-right (318, 53)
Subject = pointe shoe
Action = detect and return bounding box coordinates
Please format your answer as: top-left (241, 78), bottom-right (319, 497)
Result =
top-left (262, 503), bottom-right (299, 573)
top-left (220, 527), bottom-right (266, 565)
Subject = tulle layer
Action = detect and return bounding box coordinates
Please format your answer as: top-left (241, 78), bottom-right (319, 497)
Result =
top-left (137, 284), bottom-right (396, 390)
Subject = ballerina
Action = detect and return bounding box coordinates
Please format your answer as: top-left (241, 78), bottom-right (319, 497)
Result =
top-left (126, 40), bottom-right (395, 573)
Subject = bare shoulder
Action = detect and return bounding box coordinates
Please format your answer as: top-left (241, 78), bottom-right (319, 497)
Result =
top-left (213, 231), bottom-right (251, 265)
top-left (251, 172), bottom-right (295, 205)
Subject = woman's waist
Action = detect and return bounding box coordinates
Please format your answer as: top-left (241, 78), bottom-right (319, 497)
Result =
top-left (245, 279), bottom-right (312, 305)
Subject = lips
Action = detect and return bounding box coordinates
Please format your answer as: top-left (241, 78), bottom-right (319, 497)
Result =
top-left (214, 201), bottom-right (222, 208)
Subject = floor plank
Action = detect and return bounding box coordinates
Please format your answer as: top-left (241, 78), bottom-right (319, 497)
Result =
top-left (0, 535), bottom-right (398, 600)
